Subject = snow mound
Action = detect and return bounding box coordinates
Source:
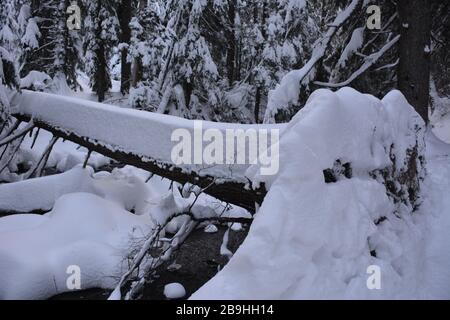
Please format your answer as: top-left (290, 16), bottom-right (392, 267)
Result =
top-left (164, 283), bottom-right (186, 299)
top-left (432, 113), bottom-right (450, 144)
top-left (0, 166), bottom-right (96, 213)
top-left (20, 71), bottom-right (51, 91)
top-left (0, 193), bottom-right (151, 300)
top-left (0, 166), bottom-right (149, 214)
top-left (192, 88), bottom-right (427, 299)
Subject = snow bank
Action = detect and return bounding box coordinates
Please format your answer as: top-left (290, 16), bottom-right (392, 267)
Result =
top-left (433, 113), bottom-right (450, 144)
top-left (0, 166), bottom-right (149, 214)
top-left (192, 88), bottom-right (427, 299)
top-left (164, 283), bottom-right (186, 299)
top-left (0, 163), bottom-right (251, 218)
top-left (430, 87), bottom-right (450, 144)
top-left (0, 167), bottom-right (95, 213)
top-left (0, 193), bottom-right (151, 300)
top-left (421, 131), bottom-right (450, 299)
top-left (20, 71), bottom-right (51, 91)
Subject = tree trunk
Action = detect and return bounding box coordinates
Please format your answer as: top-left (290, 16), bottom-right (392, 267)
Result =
top-left (254, 86), bottom-right (261, 123)
top-left (397, 0), bottom-right (431, 123)
top-left (13, 112), bottom-right (267, 213)
top-left (252, 1), bottom-right (266, 124)
top-left (96, 42), bottom-right (107, 102)
top-left (95, 2), bottom-right (107, 102)
top-left (118, 0), bottom-right (132, 95)
top-left (226, 0), bottom-right (237, 86)
top-left (131, 0), bottom-right (147, 88)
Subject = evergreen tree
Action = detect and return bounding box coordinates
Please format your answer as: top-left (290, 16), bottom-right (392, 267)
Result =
top-left (17, 0), bottom-right (80, 90)
top-left (0, 45), bottom-right (19, 127)
top-left (83, 0), bottom-right (119, 101)
top-left (50, 0), bottom-right (81, 90)
top-left (117, 0), bottom-right (132, 95)
top-left (0, 1), bottom-right (38, 75)
top-left (128, 0), bottom-right (173, 109)
top-left (167, 0), bottom-right (220, 119)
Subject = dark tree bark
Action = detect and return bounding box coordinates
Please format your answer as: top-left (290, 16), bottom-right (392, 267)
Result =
top-left (21, 0), bottom-right (53, 78)
top-left (226, 0), bottom-right (237, 86)
top-left (183, 80), bottom-right (193, 109)
top-left (252, 1), bottom-right (267, 124)
top-left (95, 42), bottom-right (108, 102)
top-left (397, 0), bottom-right (431, 123)
top-left (13, 113), bottom-right (267, 213)
top-left (131, 0), bottom-right (147, 88)
top-left (118, 0), bottom-right (132, 95)
top-left (94, 2), bottom-right (108, 102)
top-left (254, 86), bottom-right (261, 123)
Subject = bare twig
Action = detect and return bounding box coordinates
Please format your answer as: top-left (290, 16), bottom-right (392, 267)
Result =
top-left (0, 121), bottom-right (35, 147)
top-left (83, 150), bottom-right (92, 168)
top-left (25, 136), bottom-right (58, 179)
top-left (30, 128), bottom-right (41, 149)
top-left (0, 119), bottom-right (21, 140)
top-left (0, 135), bottom-right (26, 174)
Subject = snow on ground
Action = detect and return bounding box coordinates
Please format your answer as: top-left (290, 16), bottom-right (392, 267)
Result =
top-left (421, 131), bottom-right (450, 299)
top-left (0, 192), bottom-right (151, 300)
top-left (432, 112), bottom-right (450, 145)
top-left (0, 167), bottom-right (96, 212)
top-left (0, 163), bottom-right (250, 299)
top-left (0, 166), bottom-right (150, 213)
top-left (191, 88), bottom-right (444, 300)
top-left (0, 163), bottom-right (251, 216)
top-left (1, 85), bottom-right (449, 300)
top-left (20, 128), bottom-right (110, 172)
top-left (20, 71), bottom-right (51, 91)
top-left (430, 84), bottom-right (450, 144)
top-left (72, 72), bottom-right (124, 106)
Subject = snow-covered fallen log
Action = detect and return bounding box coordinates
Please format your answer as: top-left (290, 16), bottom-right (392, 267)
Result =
top-left (10, 91), bottom-right (283, 212)
top-left (192, 88), bottom-right (428, 299)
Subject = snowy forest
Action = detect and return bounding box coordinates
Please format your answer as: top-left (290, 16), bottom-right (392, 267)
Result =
top-left (0, 0), bottom-right (449, 301)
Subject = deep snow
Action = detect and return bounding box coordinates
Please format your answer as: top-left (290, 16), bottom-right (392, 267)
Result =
top-left (421, 130), bottom-right (450, 298)
top-left (0, 86), bottom-right (449, 300)
top-left (191, 88), bottom-right (448, 299)
top-left (0, 192), bottom-right (151, 300)
top-left (0, 164), bottom-right (250, 299)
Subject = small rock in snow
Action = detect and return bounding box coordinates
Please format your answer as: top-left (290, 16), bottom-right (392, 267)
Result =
top-left (164, 283), bottom-right (186, 299)
top-left (204, 224), bottom-right (218, 233)
top-left (167, 262), bottom-right (182, 271)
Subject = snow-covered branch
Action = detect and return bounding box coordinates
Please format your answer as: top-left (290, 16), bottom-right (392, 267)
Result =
top-left (314, 35), bottom-right (400, 88)
top-left (263, 0), bottom-right (362, 123)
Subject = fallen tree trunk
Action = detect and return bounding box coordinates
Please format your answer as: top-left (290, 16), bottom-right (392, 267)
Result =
top-left (13, 114), bottom-right (267, 213)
